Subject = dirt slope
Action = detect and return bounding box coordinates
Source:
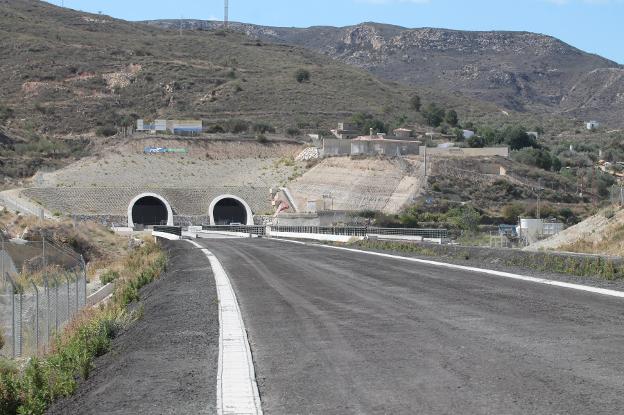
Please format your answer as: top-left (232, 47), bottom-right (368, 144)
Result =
top-left (527, 207), bottom-right (624, 256)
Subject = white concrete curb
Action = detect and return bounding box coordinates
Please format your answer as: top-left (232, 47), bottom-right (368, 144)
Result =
top-left (188, 240), bottom-right (263, 415)
top-left (271, 238), bottom-right (624, 299)
top-left (152, 231), bottom-right (181, 240)
top-left (86, 282), bottom-right (115, 307)
top-left (268, 231), bottom-right (362, 243)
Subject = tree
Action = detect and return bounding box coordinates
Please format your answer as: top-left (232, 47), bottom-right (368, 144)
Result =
top-left (501, 203), bottom-right (524, 223)
top-left (252, 122), bottom-right (275, 134)
top-left (551, 155), bottom-right (562, 172)
top-left (422, 103), bottom-right (445, 127)
top-left (410, 95), bottom-right (422, 112)
top-left (95, 125), bottom-right (117, 137)
top-left (480, 126), bottom-right (502, 146)
top-left (451, 128), bottom-right (464, 142)
top-left (467, 135), bottom-right (485, 148)
top-left (513, 148), bottom-right (553, 170)
top-left (445, 110), bottom-right (459, 127)
top-left (351, 112), bottom-right (387, 135)
top-left (0, 104), bottom-right (14, 124)
top-left (504, 126), bottom-right (537, 150)
top-left (295, 69), bottom-right (310, 83)
top-left (448, 206), bottom-right (481, 232)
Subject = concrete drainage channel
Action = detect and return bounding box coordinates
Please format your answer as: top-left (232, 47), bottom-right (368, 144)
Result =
top-left (187, 239), bottom-right (263, 415)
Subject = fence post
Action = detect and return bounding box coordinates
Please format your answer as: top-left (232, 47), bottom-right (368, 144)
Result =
top-left (54, 276), bottom-right (59, 332)
top-left (31, 281), bottom-right (39, 355)
top-left (7, 273), bottom-right (16, 359)
top-left (65, 274), bottom-right (71, 318)
top-left (81, 255), bottom-right (87, 307)
top-left (45, 278), bottom-right (50, 349)
top-left (75, 271), bottom-right (79, 311)
top-left (18, 291), bottom-right (22, 357)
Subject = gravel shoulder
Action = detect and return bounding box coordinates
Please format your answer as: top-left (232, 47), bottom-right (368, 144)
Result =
top-left (47, 240), bottom-right (219, 415)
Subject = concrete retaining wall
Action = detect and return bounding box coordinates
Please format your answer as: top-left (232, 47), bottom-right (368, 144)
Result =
top-left (22, 187), bottom-right (272, 218)
top-left (323, 139), bottom-right (421, 157)
top-left (322, 139), bottom-right (352, 157)
top-left (352, 141), bottom-right (420, 156)
top-left (421, 146), bottom-right (509, 158)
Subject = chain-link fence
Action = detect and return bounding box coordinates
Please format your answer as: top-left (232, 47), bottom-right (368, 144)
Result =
top-left (0, 237), bottom-right (87, 358)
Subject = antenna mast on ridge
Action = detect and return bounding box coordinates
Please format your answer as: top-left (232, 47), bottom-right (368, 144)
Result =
top-left (224, 0), bottom-right (229, 29)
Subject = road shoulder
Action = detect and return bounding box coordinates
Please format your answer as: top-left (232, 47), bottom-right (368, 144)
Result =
top-left (47, 240), bottom-right (219, 415)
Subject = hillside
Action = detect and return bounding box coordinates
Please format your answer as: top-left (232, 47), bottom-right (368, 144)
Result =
top-left (146, 20), bottom-right (624, 126)
top-left (527, 207), bottom-right (624, 256)
top-left (0, 0), bottom-right (501, 138)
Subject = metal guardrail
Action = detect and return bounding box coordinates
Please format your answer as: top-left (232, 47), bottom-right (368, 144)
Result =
top-left (200, 225), bottom-right (448, 239)
top-left (153, 226), bottom-right (183, 236)
top-left (367, 227), bottom-right (449, 239)
top-left (202, 225), bottom-right (267, 236)
top-left (271, 226), bottom-right (368, 236)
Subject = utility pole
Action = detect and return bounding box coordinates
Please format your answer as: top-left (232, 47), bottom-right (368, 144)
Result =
top-left (224, 0), bottom-right (229, 29)
top-left (536, 178), bottom-right (543, 219)
top-left (423, 146), bottom-right (427, 178)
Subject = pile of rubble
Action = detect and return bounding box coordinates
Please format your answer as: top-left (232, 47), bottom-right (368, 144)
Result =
top-left (295, 147), bottom-right (320, 162)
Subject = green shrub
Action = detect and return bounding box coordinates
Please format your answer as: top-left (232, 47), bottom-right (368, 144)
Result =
top-left (0, 105), bottom-right (15, 124)
top-left (286, 127), bottom-right (301, 137)
top-left (206, 124), bottom-right (225, 134)
top-left (0, 332), bottom-right (4, 351)
top-left (422, 103), bottom-right (445, 127)
top-left (0, 369), bottom-right (20, 415)
top-left (295, 68), bottom-right (310, 83)
top-left (225, 120), bottom-right (249, 134)
top-left (409, 94), bottom-right (421, 112)
top-left (256, 134), bottom-right (269, 144)
top-left (100, 270), bottom-right (119, 285)
top-left (95, 126), bottom-right (117, 137)
top-left (252, 122), bottom-right (275, 134)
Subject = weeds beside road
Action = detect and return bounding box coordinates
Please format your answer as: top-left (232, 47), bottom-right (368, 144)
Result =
top-left (0, 240), bottom-right (166, 415)
top-left (351, 239), bottom-right (624, 281)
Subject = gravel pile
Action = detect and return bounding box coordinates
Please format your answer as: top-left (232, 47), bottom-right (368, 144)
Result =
top-left (295, 147), bottom-right (320, 162)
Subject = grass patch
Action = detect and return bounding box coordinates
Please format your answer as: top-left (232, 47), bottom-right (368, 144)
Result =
top-left (352, 239), bottom-right (624, 280)
top-left (0, 239), bottom-right (166, 415)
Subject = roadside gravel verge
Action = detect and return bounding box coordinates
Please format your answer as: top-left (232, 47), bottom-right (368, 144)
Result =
top-left (47, 240), bottom-right (219, 415)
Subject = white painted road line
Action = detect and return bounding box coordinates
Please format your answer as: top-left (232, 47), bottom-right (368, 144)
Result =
top-left (270, 238), bottom-right (624, 299)
top-left (188, 240), bottom-right (263, 415)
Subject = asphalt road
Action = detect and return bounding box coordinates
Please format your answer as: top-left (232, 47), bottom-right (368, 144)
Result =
top-left (47, 241), bottom-right (219, 415)
top-left (198, 237), bottom-right (624, 415)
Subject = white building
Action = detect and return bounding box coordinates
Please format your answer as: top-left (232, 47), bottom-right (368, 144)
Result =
top-left (463, 130), bottom-right (475, 139)
top-left (587, 120), bottom-right (600, 130)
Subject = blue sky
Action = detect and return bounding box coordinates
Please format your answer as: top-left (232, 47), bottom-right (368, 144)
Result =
top-left (49, 0), bottom-right (623, 63)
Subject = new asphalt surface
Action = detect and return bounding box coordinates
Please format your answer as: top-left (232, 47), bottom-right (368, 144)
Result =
top-left (197, 237), bottom-right (624, 415)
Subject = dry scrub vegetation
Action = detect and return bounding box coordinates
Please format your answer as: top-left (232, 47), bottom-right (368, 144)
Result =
top-left (0, 209), bottom-right (127, 282)
top-left (0, 238), bottom-right (166, 415)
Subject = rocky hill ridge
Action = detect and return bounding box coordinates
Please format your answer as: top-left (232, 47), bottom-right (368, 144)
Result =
top-left (145, 20), bottom-right (623, 125)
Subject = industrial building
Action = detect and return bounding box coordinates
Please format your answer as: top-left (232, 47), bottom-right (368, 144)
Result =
top-left (322, 135), bottom-right (421, 157)
top-left (136, 119), bottom-right (203, 135)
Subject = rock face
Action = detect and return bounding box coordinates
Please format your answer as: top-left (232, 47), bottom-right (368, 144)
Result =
top-left (145, 20), bottom-right (623, 126)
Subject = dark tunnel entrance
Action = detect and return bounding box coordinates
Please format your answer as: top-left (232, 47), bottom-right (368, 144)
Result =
top-left (213, 198), bottom-right (248, 225)
top-left (131, 196), bottom-right (168, 226)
